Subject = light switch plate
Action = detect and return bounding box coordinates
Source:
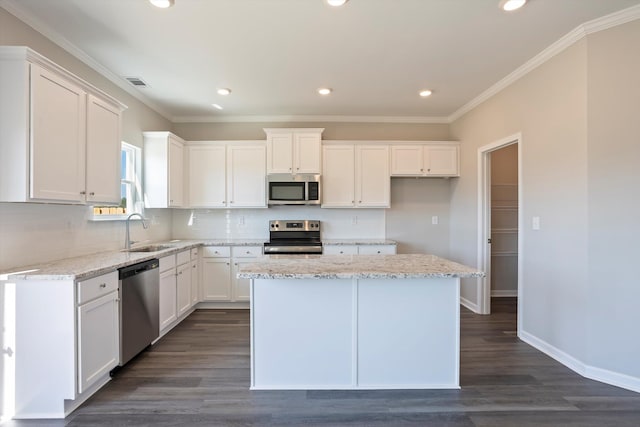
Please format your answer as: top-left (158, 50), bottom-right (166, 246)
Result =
top-left (532, 216), bottom-right (540, 230)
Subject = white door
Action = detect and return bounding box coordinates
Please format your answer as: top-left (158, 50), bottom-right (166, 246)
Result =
top-left (159, 268), bottom-right (177, 331)
top-left (77, 291), bottom-right (119, 393)
top-left (321, 145), bottom-right (355, 207)
top-left (188, 145), bottom-right (226, 207)
top-left (294, 132), bottom-right (322, 174)
top-left (356, 145), bottom-right (390, 208)
top-left (201, 258), bottom-right (232, 301)
top-left (86, 95), bottom-right (121, 204)
top-left (30, 64), bottom-right (86, 202)
top-left (227, 145), bottom-right (266, 207)
top-left (168, 137), bottom-right (184, 207)
top-left (267, 133), bottom-right (293, 174)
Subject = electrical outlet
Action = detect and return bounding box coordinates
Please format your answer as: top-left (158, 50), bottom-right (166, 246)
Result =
top-left (431, 215), bottom-right (439, 225)
top-left (238, 215), bottom-right (245, 226)
top-left (351, 216), bottom-right (358, 225)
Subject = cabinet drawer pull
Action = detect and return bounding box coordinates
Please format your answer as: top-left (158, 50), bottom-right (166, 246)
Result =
top-left (80, 191), bottom-right (86, 195)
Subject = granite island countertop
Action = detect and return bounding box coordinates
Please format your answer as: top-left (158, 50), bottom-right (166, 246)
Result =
top-left (1, 239), bottom-right (266, 281)
top-left (238, 254), bottom-right (484, 280)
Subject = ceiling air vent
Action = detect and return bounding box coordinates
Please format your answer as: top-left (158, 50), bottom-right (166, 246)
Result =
top-left (124, 77), bottom-right (149, 88)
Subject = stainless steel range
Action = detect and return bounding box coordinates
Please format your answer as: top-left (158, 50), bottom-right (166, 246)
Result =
top-left (263, 220), bottom-right (322, 255)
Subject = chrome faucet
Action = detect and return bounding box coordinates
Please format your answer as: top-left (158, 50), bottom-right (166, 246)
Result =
top-left (125, 213), bottom-right (149, 250)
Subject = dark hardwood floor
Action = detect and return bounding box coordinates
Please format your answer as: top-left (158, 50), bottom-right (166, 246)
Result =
top-left (5, 298), bottom-right (640, 426)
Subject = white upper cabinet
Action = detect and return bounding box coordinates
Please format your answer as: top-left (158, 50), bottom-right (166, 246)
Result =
top-left (0, 47), bottom-right (125, 204)
top-left (265, 128), bottom-right (323, 175)
top-left (322, 144), bottom-right (390, 208)
top-left (30, 64), bottom-right (87, 202)
top-left (187, 144), bottom-right (226, 208)
top-left (186, 142), bottom-right (266, 209)
top-left (143, 132), bottom-right (185, 208)
top-left (227, 144), bottom-right (267, 208)
top-left (356, 145), bottom-right (390, 208)
top-left (322, 145), bottom-right (355, 207)
top-left (86, 95), bottom-right (122, 204)
top-left (390, 143), bottom-right (459, 177)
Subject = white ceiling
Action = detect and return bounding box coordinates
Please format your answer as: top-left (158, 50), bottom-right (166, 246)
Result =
top-left (3, 0), bottom-right (640, 122)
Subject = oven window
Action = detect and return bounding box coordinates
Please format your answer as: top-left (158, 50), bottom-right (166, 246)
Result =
top-left (270, 182), bottom-right (305, 201)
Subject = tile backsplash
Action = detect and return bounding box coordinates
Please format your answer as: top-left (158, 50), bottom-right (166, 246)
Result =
top-left (0, 203), bottom-right (171, 271)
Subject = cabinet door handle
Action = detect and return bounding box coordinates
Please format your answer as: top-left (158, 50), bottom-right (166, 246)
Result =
top-left (377, 251), bottom-right (381, 254)
top-left (340, 251), bottom-right (344, 254)
top-left (230, 201), bottom-right (234, 204)
top-left (246, 251), bottom-right (251, 254)
top-left (99, 283), bottom-right (106, 288)
top-left (89, 192), bottom-right (95, 196)
top-left (80, 191), bottom-right (86, 195)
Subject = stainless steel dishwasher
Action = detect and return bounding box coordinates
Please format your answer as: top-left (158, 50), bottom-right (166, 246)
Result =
top-left (118, 258), bottom-right (160, 366)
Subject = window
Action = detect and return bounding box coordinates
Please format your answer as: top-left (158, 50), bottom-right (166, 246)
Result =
top-left (92, 142), bottom-right (143, 220)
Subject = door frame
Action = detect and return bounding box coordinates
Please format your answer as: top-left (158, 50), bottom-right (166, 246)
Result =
top-left (476, 133), bottom-right (523, 332)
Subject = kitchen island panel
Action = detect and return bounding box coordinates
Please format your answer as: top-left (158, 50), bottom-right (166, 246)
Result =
top-left (251, 278), bottom-right (354, 389)
top-left (357, 278), bottom-right (459, 388)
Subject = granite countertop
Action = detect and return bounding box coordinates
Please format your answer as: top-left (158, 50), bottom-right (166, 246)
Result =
top-left (322, 239), bottom-right (397, 246)
top-left (2, 239), bottom-right (266, 281)
top-left (238, 254), bottom-right (484, 280)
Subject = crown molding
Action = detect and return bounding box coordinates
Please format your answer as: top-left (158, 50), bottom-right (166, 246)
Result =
top-left (0, 0), bottom-right (173, 121)
top-left (448, 4), bottom-right (640, 123)
top-left (171, 114), bottom-right (449, 124)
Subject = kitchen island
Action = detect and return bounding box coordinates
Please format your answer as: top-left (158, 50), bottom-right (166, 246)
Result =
top-left (238, 254), bottom-right (483, 390)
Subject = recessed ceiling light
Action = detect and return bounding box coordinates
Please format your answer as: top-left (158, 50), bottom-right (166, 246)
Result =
top-left (318, 88), bottom-right (332, 95)
top-left (217, 88), bottom-right (231, 96)
top-left (149, 0), bottom-right (174, 8)
top-left (419, 90), bottom-right (433, 97)
top-left (499, 0), bottom-right (526, 12)
top-left (212, 104), bottom-right (223, 110)
top-left (327, 0), bottom-right (348, 6)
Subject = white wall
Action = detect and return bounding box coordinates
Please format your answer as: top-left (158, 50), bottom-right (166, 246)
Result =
top-left (450, 18), bottom-right (640, 389)
top-left (386, 178), bottom-right (451, 256)
top-left (450, 39), bottom-right (590, 362)
top-left (586, 20), bottom-right (640, 380)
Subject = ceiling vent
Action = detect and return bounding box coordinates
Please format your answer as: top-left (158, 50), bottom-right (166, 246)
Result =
top-left (124, 77), bottom-right (149, 88)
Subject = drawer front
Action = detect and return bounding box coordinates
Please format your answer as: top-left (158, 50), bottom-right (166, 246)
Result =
top-left (231, 246), bottom-right (263, 258)
top-left (358, 245), bottom-right (397, 255)
top-left (323, 245), bottom-right (358, 255)
top-left (191, 247), bottom-right (199, 260)
top-left (202, 246), bottom-right (231, 258)
top-left (176, 250), bottom-right (191, 266)
top-left (77, 270), bottom-right (118, 305)
top-left (159, 254), bottom-right (176, 272)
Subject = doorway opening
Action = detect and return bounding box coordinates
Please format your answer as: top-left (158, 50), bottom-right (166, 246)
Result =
top-left (477, 133), bottom-right (522, 334)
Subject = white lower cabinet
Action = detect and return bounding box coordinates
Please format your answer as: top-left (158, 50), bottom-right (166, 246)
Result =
top-left (202, 246), bottom-right (262, 303)
top-left (176, 262), bottom-right (192, 317)
top-left (76, 271), bottom-right (119, 394)
top-left (159, 266), bottom-right (177, 332)
top-left (7, 270), bottom-right (120, 418)
top-left (190, 247), bottom-right (200, 306)
top-left (159, 250), bottom-right (195, 334)
top-left (324, 244), bottom-right (397, 255)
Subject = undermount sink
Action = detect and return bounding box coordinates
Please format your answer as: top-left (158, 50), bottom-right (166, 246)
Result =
top-left (125, 244), bottom-right (173, 253)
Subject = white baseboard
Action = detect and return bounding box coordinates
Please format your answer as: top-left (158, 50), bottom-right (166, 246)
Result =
top-left (491, 290), bottom-right (518, 297)
top-left (196, 301), bottom-right (250, 310)
top-left (460, 296), bottom-right (480, 313)
top-left (519, 330), bottom-right (640, 394)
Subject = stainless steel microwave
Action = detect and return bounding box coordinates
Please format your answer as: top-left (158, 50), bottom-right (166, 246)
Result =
top-left (268, 174), bottom-right (321, 205)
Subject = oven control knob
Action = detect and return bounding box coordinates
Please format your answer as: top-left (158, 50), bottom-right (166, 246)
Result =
top-left (271, 224), bottom-right (275, 228)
